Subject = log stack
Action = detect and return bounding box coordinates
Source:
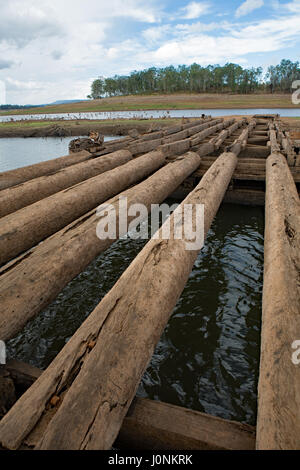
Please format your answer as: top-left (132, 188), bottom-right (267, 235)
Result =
top-left (1, 115), bottom-right (299, 451)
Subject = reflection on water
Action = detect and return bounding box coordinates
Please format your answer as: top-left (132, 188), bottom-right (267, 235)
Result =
top-left (0, 136), bottom-right (119, 172)
top-left (0, 108), bottom-right (299, 122)
top-left (7, 203), bottom-right (264, 426)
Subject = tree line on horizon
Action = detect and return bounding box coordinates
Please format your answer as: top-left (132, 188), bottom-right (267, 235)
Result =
top-left (88, 59), bottom-right (300, 99)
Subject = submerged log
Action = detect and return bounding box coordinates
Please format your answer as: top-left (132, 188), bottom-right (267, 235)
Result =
top-left (0, 152), bottom-right (201, 341)
top-left (0, 123), bottom-right (254, 450)
top-left (0, 150), bottom-right (133, 217)
top-left (0, 151), bottom-right (91, 190)
top-left (256, 152), bottom-right (300, 450)
top-left (0, 151), bottom-right (166, 266)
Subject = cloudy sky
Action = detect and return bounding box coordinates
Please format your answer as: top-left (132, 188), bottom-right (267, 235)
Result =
top-left (0, 0), bottom-right (299, 104)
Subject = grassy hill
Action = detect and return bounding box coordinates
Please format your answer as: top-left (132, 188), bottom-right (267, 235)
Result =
top-left (0, 93), bottom-right (298, 116)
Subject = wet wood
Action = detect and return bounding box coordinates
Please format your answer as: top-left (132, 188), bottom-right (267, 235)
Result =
top-left (256, 151), bottom-right (300, 450)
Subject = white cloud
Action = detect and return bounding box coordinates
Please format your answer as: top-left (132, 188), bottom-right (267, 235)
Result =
top-left (0, 0), bottom-right (299, 104)
top-left (0, 1), bottom-right (64, 46)
top-left (142, 25), bottom-right (172, 43)
top-left (286, 0), bottom-right (300, 13)
top-left (180, 2), bottom-right (210, 19)
top-left (235, 0), bottom-right (264, 18)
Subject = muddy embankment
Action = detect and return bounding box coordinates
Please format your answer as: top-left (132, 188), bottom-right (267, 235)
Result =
top-left (0, 120), bottom-right (180, 138)
top-left (1, 116), bottom-right (298, 139)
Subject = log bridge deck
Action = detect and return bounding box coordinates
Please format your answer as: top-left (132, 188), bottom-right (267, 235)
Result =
top-left (0, 115), bottom-right (299, 450)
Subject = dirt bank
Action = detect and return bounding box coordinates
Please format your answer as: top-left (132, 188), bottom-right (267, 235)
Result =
top-left (1, 116), bottom-right (298, 139)
top-left (0, 118), bottom-right (188, 138)
top-left (0, 93), bottom-right (298, 116)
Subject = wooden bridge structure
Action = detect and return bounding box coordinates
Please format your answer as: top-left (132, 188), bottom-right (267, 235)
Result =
top-left (0, 115), bottom-right (299, 450)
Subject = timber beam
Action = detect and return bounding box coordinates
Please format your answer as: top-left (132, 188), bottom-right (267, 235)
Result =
top-left (1, 360), bottom-right (255, 451)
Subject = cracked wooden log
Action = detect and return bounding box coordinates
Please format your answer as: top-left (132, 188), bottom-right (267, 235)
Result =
top-left (0, 122), bottom-right (244, 341)
top-left (0, 151), bottom-right (91, 190)
top-left (1, 359), bottom-right (255, 451)
top-left (0, 150), bottom-right (133, 217)
top-left (0, 123), bottom-right (254, 450)
top-left (0, 150), bottom-right (166, 266)
top-left (256, 152), bottom-right (300, 450)
top-left (0, 152), bottom-right (202, 341)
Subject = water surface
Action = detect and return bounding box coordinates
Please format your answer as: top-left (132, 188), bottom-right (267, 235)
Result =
top-left (0, 135), bottom-right (119, 172)
top-left (7, 204), bottom-right (264, 426)
top-left (0, 107), bottom-right (299, 122)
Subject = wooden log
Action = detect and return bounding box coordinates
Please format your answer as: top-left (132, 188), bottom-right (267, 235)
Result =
top-left (0, 150), bottom-right (133, 217)
top-left (0, 151), bottom-right (91, 190)
top-left (1, 359), bottom-right (255, 451)
top-left (0, 123), bottom-right (253, 450)
top-left (160, 120), bottom-right (234, 158)
top-left (116, 398), bottom-right (256, 451)
top-left (223, 188), bottom-right (265, 206)
top-left (256, 152), bottom-right (300, 450)
top-left (213, 122), bottom-right (240, 150)
top-left (0, 151), bottom-right (166, 266)
top-left (0, 153), bottom-right (202, 341)
top-left (161, 139), bottom-right (191, 158)
top-left (226, 121), bottom-right (256, 156)
top-left (5, 360), bottom-right (42, 395)
top-left (127, 138), bottom-right (163, 155)
top-left (162, 129), bottom-right (189, 144)
top-left (127, 119), bottom-right (221, 155)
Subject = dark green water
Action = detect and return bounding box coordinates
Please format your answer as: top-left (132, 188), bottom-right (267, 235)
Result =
top-left (7, 203), bottom-right (264, 426)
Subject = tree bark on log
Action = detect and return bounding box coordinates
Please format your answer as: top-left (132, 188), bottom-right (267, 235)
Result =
top-left (0, 122), bottom-right (245, 340)
top-left (0, 150), bottom-right (133, 217)
top-left (0, 151), bottom-right (166, 266)
top-left (94, 118), bottom-right (213, 157)
top-left (0, 151), bottom-right (91, 190)
top-left (2, 358), bottom-right (255, 451)
top-left (127, 119), bottom-right (222, 156)
top-left (160, 120), bottom-right (234, 158)
top-left (256, 151), bottom-right (300, 450)
top-left (0, 122), bottom-right (254, 449)
top-left (0, 152), bottom-right (201, 341)
top-left (0, 120), bottom-right (244, 341)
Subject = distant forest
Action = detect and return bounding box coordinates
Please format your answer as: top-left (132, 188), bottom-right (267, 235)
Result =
top-left (88, 59), bottom-right (300, 98)
top-left (0, 104), bottom-right (43, 110)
